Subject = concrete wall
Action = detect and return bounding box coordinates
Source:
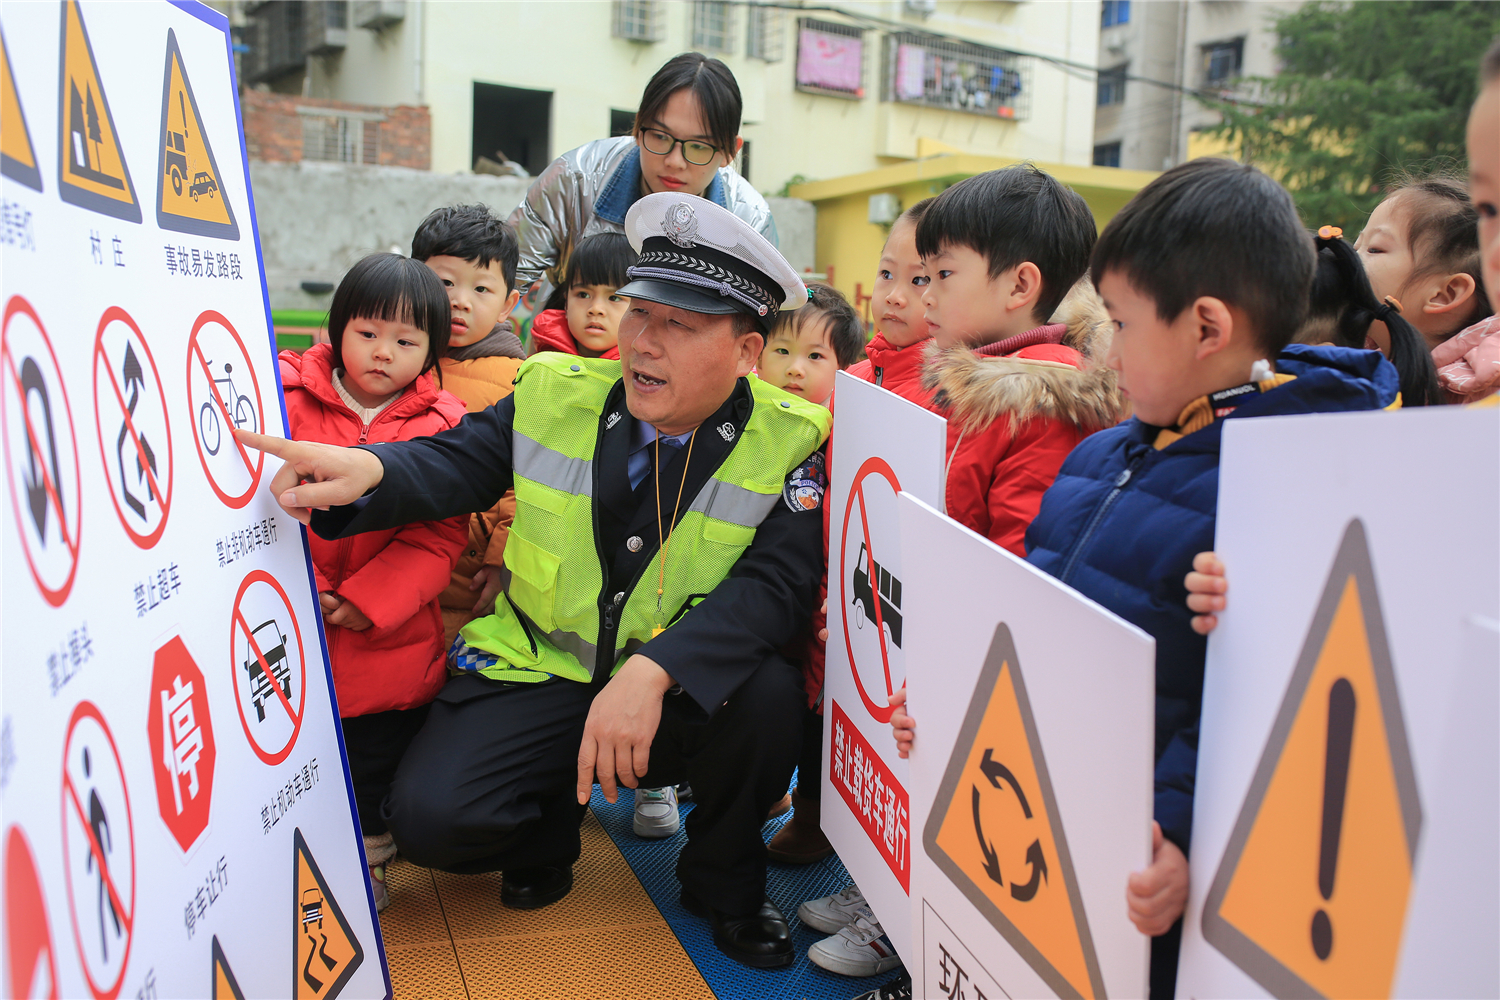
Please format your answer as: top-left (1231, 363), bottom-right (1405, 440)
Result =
top-left (249, 161), bottom-right (816, 311)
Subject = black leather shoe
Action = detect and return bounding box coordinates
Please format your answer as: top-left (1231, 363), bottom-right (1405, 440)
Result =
top-left (681, 891), bottom-right (794, 968)
top-left (501, 865), bottom-right (573, 909)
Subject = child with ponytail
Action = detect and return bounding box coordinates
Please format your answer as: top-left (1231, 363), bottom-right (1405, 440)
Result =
top-left (1298, 228), bottom-right (1442, 406)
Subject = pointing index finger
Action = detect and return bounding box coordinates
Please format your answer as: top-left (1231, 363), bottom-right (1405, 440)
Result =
top-left (234, 428), bottom-right (293, 457)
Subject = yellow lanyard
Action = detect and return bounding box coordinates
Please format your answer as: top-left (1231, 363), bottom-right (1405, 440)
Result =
top-left (653, 429), bottom-right (697, 636)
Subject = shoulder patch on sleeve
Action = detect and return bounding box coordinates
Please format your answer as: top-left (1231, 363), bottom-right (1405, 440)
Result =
top-left (783, 450), bottom-right (827, 513)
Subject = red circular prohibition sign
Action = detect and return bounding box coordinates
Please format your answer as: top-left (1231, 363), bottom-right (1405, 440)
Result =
top-left (229, 569), bottom-right (308, 765)
top-left (839, 454), bottom-right (904, 723)
top-left (92, 307), bottom-right (173, 549)
top-left (185, 310), bottom-right (265, 509)
top-left (1, 295), bottom-right (82, 606)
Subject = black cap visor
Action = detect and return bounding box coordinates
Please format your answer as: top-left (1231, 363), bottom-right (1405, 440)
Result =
top-left (616, 277), bottom-right (745, 317)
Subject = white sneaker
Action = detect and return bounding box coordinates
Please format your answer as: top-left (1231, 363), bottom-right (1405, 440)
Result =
top-left (632, 785), bottom-right (680, 838)
top-left (808, 910), bottom-right (902, 977)
top-left (797, 884), bottom-right (868, 934)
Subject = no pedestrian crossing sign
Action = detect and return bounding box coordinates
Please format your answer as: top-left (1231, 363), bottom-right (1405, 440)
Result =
top-left (0, 4), bottom-right (388, 998)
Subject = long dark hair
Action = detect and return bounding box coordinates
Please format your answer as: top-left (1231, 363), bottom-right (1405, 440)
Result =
top-left (634, 53), bottom-right (742, 159)
top-left (328, 253), bottom-right (451, 384)
top-left (1301, 233), bottom-right (1440, 406)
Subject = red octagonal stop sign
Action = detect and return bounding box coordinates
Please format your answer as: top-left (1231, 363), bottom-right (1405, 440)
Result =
top-left (147, 636), bottom-right (215, 853)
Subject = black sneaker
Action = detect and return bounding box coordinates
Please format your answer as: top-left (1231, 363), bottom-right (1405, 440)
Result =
top-left (850, 970), bottom-right (911, 1000)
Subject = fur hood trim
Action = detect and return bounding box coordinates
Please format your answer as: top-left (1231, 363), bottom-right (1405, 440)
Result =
top-left (922, 283), bottom-right (1128, 433)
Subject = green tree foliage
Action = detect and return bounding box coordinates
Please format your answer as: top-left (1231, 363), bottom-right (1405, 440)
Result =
top-left (1206, 1), bottom-right (1500, 230)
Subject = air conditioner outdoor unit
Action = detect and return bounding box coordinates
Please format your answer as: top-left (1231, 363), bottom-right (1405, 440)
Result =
top-left (304, 0), bottom-right (349, 55)
top-left (354, 0), bottom-right (405, 30)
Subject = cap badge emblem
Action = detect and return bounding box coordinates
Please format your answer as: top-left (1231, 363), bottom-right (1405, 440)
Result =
top-left (662, 203), bottom-right (700, 248)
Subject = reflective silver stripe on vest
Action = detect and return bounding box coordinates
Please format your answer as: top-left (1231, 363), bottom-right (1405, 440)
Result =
top-left (499, 567), bottom-right (601, 671)
top-left (687, 477), bottom-right (779, 528)
top-left (512, 430), bottom-right (594, 497)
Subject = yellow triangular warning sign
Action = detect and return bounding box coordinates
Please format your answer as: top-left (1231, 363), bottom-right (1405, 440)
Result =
top-left (924, 623), bottom-right (1105, 1000)
top-left (211, 936), bottom-right (246, 1000)
top-left (1202, 518), bottom-right (1421, 1000)
top-left (55, 0), bottom-right (139, 222)
top-left (156, 29), bottom-right (238, 240)
top-left (1, 26), bottom-right (43, 192)
top-left (292, 828), bottom-right (364, 1000)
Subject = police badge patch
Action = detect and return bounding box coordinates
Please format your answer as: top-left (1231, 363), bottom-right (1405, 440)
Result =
top-left (783, 450), bottom-right (828, 512)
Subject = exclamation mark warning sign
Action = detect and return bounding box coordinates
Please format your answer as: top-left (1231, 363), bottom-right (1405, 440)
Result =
top-left (1201, 519), bottom-right (1422, 999)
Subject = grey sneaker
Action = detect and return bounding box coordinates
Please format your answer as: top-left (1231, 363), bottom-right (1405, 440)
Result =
top-left (797, 884), bottom-right (868, 934)
top-left (632, 785), bottom-right (680, 837)
top-left (808, 910), bottom-right (902, 977)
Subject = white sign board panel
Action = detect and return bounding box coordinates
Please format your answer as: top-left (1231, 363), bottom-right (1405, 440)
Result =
top-left (821, 371), bottom-right (946, 959)
top-left (0, 4), bottom-right (388, 998)
top-left (1178, 405), bottom-right (1500, 1000)
top-left (900, 493), bottom-right (1154, 1000)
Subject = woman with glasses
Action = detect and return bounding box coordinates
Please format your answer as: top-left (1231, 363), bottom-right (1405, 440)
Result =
top-left (509, 52), bottom-right (777, 307)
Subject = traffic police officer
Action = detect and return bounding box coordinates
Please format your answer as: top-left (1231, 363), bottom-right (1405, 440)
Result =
top-left (244, 192), bottom-right (831, 969)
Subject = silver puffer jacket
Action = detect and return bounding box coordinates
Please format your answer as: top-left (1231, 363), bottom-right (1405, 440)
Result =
top-left (507, 135), bottom-right (777, 297)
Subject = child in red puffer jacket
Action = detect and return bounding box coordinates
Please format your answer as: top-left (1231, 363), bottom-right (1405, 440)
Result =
top-left (279, 253), bottom-right (468, 912)
top-left (527, 232), bottom-right (636, 360)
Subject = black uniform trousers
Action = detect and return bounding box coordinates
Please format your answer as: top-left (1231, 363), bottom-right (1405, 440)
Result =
top-left (383, 653), bottom-right (805, 917)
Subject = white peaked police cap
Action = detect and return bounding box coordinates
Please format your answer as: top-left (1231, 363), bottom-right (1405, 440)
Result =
top-left (618, 191), bottom-right (807, 333)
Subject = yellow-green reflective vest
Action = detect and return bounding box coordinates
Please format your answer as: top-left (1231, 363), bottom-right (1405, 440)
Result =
top-left (458, 354), bottom-right (831, 684)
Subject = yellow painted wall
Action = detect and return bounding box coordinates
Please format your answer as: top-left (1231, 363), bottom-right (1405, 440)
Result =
top-left (790, 155), bottom-right (1157, 322)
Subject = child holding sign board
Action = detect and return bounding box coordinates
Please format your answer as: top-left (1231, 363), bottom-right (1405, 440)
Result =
top-left (279, 253), bottom-right (470, 912)
top-left (893, 158), bottom-right (1401, 998)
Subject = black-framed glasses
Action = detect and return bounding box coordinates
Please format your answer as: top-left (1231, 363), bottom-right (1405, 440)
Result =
top-left (640, 128), bottom-right (719, 166)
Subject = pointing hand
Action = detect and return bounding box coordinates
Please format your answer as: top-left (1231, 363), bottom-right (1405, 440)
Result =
top-left (234, 430), bottom-right (385, 524)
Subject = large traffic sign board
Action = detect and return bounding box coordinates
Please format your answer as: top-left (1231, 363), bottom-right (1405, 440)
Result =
top-left (60, 703), bottom-right (135, 1000)
top-left (186, 310), bottom-right (264, 508)
top-left (1201, 520), bottom-right (1421, 999)
top-left (2, 296), bottom-right (82, 606)
top-left (229, 570), bottom-right (307, 766)
top-left (146, 636), bottom-right (217, 854)
top-left (92, 307), bottom-right (173, 548)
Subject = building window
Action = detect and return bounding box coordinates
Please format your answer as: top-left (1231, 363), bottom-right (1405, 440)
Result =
top-left (736, 139), bottom-right (751, 183)
top-left (883, 32), bottom-right (1029, 120)
top-left (612, 0), bottom-right (665, 42)
top-left (796, 19), bottom-right (865, 99)
top-left (691, 1), bottom-right (736, 54)
top-left (1203, 38), bottom-right (1245, 87)
top-left (473, 83), bottom-right (552, 178)
top-left (610, 109), bottom-right (635, 138)
top-left (1096, 65), bottom-right (1126, 106)
top-left (1093, 142), bottom-right (1121, 168)
top-left (747, 4), bottom-right (785, 62)
top-left (300, 110), bottom-right (380, 165)
top-left (1101, 0), bottom-right (1130, 28)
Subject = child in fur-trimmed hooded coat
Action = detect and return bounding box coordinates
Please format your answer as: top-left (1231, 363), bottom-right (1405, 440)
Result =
top-left (921, 277), bottom-right (1126, 556)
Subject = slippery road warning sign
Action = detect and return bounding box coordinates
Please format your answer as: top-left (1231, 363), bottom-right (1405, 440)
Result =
top-left (1, 27), bottom-right (43, 192)
top-left (187, 311), bottom-right (264, 508)
top-left (6, 826), bottom-right (61, 1000)
top-left (93, 307), bottom-right (173, 548)
top-left (2, 296), bottom-right (82, 606)
top-left (55, 0), bottom-right (139, 222)
top-left (1201, 519), bottom-right (1421, 1000)
top-left (292, 829), bottom-right (364, 999)
top-left (155, 29), bottom-right (238, 239)
top-left (230, 569), bottom-right (307, 765)
top-left (61, 702), bottom-right (136, 1000)
top-left (925, 624), bottom-right (1105, 1000)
